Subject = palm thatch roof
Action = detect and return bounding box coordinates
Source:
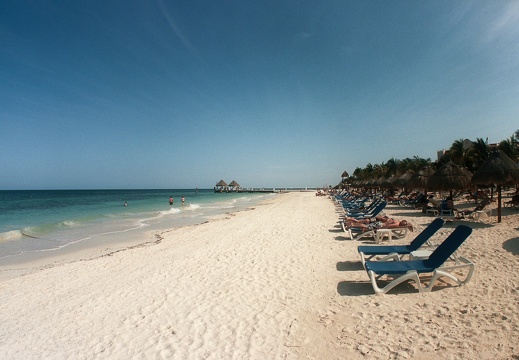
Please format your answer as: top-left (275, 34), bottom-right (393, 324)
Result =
top-left (215, 180), bottom-right (228, 187)
top-left (471, 150), bottom-right (519, 186)
top-left (408, 166), bottom-right (435, 190)
top-left (395, 171), bottom-right (413, 188)
top-left (471, 149), bottom-right (519, 223)
top-left (427, 161), bottom-right (472, 195)
top-left (229, 180), bottom-right (240, 187)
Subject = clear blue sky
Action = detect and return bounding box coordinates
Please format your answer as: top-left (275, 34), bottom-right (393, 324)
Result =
top-left (1, 1), bottom-right (518, 189)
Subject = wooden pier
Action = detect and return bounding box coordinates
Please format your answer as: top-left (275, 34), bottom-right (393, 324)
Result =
top-left (213, 180), bottom-right (315, 194)
top-left (214, 187), bottom-right (315, 194)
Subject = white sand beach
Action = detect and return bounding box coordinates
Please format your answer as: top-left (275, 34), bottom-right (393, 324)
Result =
top-left (1, 192), bottom-right (518, 359)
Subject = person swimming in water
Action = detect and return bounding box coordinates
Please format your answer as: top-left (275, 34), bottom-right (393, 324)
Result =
top-left (169, 196), bottom-right (174, 205)
top-left (181, 196), bottom-right (185, 205)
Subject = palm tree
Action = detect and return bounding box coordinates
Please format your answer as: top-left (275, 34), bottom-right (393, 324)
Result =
top-left (373, 163), bottom-right (387, 185)
top-left (470, 138), bottom-right (490, 172)
top-left (449, 139), bottom-right (473, 168)
top-left (397, 158), bottom-right (413, 174)
top-left (364, 163), bottom-right (374, 179)
top-left (411, 156), bottom-right (432, 172)
top-left (498, 136), bottom-right (518, 163)
top-left (385, 158), bottom-right (400, 177)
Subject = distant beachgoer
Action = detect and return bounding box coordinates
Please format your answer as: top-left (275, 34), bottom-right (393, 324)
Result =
top-left (169, 196), bottom-right (174, 205)
top-left (124, 202), bottom-right (128, 207)
top-left (181, 196), bottom-right (185, 205)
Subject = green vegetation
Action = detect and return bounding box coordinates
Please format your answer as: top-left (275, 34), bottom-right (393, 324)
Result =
top-left (346, 130), bottom-right (519, 184)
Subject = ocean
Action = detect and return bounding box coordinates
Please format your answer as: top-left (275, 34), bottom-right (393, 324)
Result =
top-left (0, 189), bottom-right (275, 265)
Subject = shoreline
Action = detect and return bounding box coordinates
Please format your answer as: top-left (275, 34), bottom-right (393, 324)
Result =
top-left (0, 198), bottom-right (272, 281)
top-left (1, 192), bottom-right (518, 359)
top-left (0, 189), bottom-right (274, 262)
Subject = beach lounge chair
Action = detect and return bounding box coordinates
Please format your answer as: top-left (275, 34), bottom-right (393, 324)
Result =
top-left (358, 218), bottom-right (445, 266)
top-left (457, 196), bottom-right (490, 220)
top-left (371, 222), bottom-right (414, 243)
top-left (342, 198), bottom-right (377, 213)
top-left (504, 194), bottom-right (519, 209)
top-left (364, 225), bottom-right (474, 294)
top-left (346, 201), bottom-right (387, 219)
top-left (400, 193), bottom-right (426, 208)
top-left (340, 224), bottom-right (375, 240)
top-left (340, 218), bottom-right (411, 242)
top-left (438, 201), bottom-right (456, 221)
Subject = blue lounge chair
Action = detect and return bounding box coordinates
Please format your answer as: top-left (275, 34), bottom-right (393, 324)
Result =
top-left (365, 225), bottom-right (474, 294)
top-left (438, 201), bottom-right (456, 220)
top-left (346, 201), bottom-right (387, 219)
top-left (342, 197), bottom-right (376, 213)
top-left (400, 193), bottom-right (425, 208)
top-left (358, 218), bottom-right (445, 266)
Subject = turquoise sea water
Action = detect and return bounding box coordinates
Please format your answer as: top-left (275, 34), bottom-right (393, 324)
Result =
top-left (0, 189), bottom-right (274, 263)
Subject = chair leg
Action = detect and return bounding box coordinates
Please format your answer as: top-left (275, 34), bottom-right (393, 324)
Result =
top-left (422, 259), bottom-right (475, 292)
top-left (377, 252), bottom-right (401, 262)
top-left (368, 270), bottom-right (422, 295)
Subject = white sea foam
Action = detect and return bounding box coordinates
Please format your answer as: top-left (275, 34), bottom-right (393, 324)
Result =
top-left (0, 230), bottom-right (24, 243)
top-left (158, 208), bottom-right (182, 216)
top-left (184, 203), bottom-right (201, 211)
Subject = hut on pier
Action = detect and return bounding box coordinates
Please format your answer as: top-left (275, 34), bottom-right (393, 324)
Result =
top-left (228, 180), bottom-right (241, 192)
top-left (214, 180), bottom-right (228, 193)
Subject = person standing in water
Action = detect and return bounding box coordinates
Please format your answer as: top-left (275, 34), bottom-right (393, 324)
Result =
top-left (169, 196), bottom-right (174, 205)
top-left (181, 196), bottom-right (185, 205)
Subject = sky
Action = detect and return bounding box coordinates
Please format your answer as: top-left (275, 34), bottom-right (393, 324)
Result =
top-left (1, 1), bottom-right (518, 190)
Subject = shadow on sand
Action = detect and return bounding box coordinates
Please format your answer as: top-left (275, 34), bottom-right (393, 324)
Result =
top-left (389, 211), bottom-right (429, 218)
top-left (336, 261), bottom-right (364, 271)
top-left (503, 237), bottom-right (519, 255)
top-left (335, 235), bottom-right (351, 241)
top-left (337, 281), bottom-right (374, 296)
top-left (440, 221), bottom-right (494, 230)
top-left (337, 280), bottom-right (423, 296)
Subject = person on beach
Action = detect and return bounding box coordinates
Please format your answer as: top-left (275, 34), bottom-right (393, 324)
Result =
top-left (124, 202), bottom-right (128, 207)
top-left (343, 217), bottom-right (413, 232)
top-left (342, 213), bottom-right (413, 230)
top-left (343, 215), bottom-right (391, 225)
top-left (169, 196), bottom-right (174, 205)
top-left (446, 196), bottom-right (457, 211)
top-left (181, 196), bottom-right (185, 205)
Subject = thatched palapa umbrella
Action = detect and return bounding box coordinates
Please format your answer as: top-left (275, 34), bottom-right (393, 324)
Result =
top-left (408, 166), bottom-right (435, 194)
top-left (395, 171), bottom-right (413, 189)
top-left (427, 161), bottom-right (472, 198)
top-left (471, 149), bottom-right (519, 223)
top-left (385, 175), bottom-right (399, 188)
